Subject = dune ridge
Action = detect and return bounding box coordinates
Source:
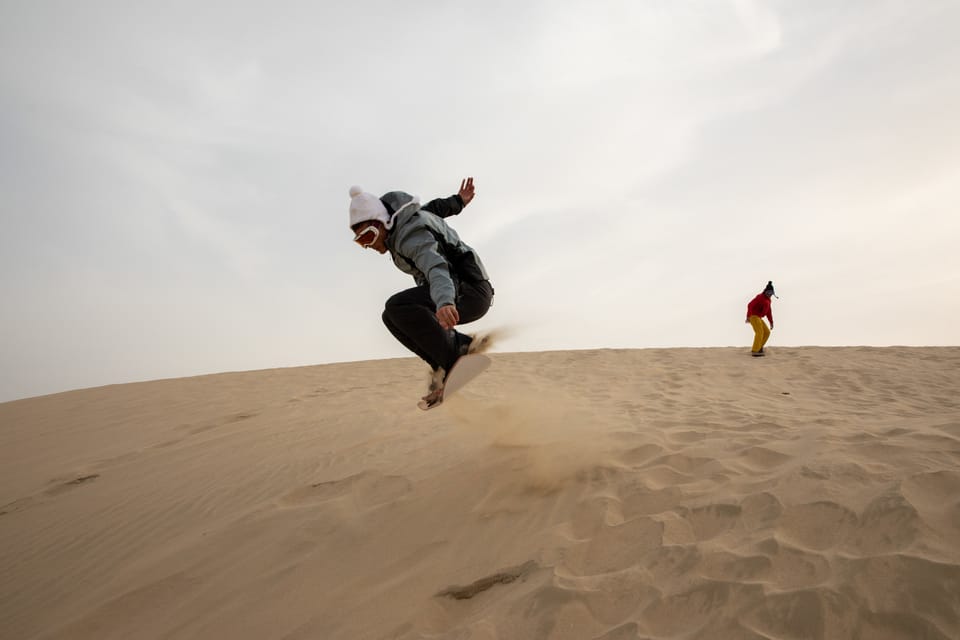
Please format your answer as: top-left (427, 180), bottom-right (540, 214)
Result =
top-left (2, 347), bottom-right (959, 639)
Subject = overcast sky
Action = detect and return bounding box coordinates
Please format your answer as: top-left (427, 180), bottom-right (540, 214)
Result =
top-left (1, 0), bottom-right (958, 402)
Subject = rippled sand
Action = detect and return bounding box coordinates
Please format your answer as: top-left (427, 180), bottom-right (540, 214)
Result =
top-left (2, 347), bottom-right (959, 639)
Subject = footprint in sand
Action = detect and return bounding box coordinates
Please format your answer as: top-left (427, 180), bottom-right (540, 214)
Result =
top-left (780, 494), bottom-right (922, 556)
top-left (435, 560), bottom-right (538, 600)
top-left (777, 501), bottom-right (858, 551)
top-left (902, 470), bottom-right (960, 508)
top-left (677, 503), bottom-right (742, 541)
top-left (569, 496), bottom-right (624, 540)
top-left (186, 412), bottom-right (259, 434)
top-left (849, 494), bottom-right (921, 554)
top-left (620, 484), bottom-right (683, 519)
top-left (562, 517), bottom-right (663, 576)
top-left (666, 430), bottom-right (707, 444)
top-left (753, 537), bottom-right (832, 589)
top-left (737, 446), bottom-right (793, 471)
top-left (902, 470), bottom-right (960, 536)
top-left (643, 544), bottom-right (701, 583)
top-left (642, 581), bottom-right (765, 638)
top-left (280, 471), bottom-right (411, 509)
top-left (44, 473), bottom-right (100, 496)
top-left (741, 588), bottom-right (855, 640)
top-left (843, 553), bottom-right (960, 636)
top-left (638, 466), bottom-right (694, 490)
top-left (738, 492), bottom-right (784, 529)
top-left (697, 549), bottom-right (772, 582)
top-left (0, 473), bottom-right (101, 517)
top-left (619, 443), bottom-right (665, 467)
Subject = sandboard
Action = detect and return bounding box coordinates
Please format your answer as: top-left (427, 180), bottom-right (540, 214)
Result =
top-left (417, 354), bottom-right (491, 411)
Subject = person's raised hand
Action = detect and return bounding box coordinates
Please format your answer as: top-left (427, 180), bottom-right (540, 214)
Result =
top-left (458, 177), bottom-right (475, 206)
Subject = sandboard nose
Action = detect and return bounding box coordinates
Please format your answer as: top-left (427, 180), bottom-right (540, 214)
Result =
top-left (443, 354), bottom-right (491, 397)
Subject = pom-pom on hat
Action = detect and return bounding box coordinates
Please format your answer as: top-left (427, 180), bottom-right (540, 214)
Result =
top-left (348, 186), bottom-right (389, 228)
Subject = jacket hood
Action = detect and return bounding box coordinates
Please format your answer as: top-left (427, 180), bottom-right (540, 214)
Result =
top-left (380, 191), bottom-right (421, 230)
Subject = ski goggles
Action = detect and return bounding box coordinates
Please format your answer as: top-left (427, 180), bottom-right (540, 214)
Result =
top-left (353, 224), bottom-right (380, 248)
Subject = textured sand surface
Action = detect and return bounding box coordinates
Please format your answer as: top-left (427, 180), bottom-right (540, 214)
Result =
top-left (2, 347), bottom-right (959, 639)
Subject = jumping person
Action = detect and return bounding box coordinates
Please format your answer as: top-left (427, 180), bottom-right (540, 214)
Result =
top-left (745, 281), bottom-right (776, 356)
top-left (348, 178), bottom-right (493, 405)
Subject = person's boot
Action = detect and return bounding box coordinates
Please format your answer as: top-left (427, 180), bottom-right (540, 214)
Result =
top-left (443, 332), bottom-right (473, 374)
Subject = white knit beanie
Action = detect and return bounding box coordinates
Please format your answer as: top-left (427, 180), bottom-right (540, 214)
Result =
top-left (348, 186), bottom-right (389, 228)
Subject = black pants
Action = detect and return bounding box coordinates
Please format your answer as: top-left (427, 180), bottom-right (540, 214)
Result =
top-left (382, 280), bottom-right (494, 372)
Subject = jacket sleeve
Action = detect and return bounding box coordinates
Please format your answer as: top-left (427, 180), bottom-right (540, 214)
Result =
top-left (400, 228), bottom-right (458, 309)
top-left (421, 195), bottom-right (464, 219)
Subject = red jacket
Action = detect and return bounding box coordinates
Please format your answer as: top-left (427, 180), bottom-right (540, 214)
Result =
top-left (746, 293), bottom-right (773, 324)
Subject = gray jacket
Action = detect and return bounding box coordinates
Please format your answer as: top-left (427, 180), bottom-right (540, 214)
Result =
top-left (381, 190), bottom-right (490, 310)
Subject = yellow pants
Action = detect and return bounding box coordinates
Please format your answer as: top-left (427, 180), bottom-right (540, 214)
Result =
top-left (749, 315), bottom-right (770, 353)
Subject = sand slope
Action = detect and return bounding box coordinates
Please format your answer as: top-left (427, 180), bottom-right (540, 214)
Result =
top-left (2, 347), bottom-right (959, 639)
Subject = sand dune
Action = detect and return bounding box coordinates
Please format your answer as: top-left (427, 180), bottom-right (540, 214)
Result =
top-left (2, 347), bottom-right (959, 639)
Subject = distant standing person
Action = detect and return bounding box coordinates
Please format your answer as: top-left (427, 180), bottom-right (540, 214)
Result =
top-left (348, 178), bottom-right (494, 405)
top-left (746, 281), bottom-right (776, 357)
